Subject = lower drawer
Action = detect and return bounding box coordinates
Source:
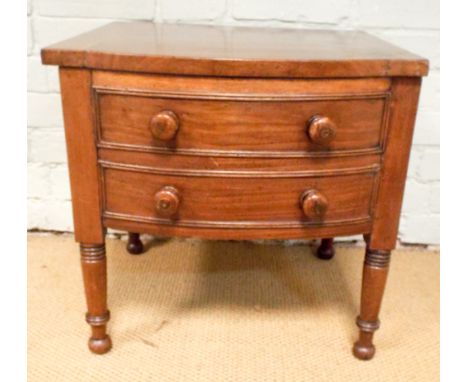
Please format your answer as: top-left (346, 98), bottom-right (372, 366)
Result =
top-left (101, 164), bottom-right (378, 229)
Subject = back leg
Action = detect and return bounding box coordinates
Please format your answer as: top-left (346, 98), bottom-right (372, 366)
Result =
top-left (126, 232), bottom-right (144, 255)
top-left (316, 238), bottom-right (335, 260)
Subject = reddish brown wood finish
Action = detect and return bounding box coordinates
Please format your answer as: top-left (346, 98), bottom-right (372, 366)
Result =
top-left (301, 189), bottom-right (329, 219)
top-left (154, 186), bottom-right (181, 218)
top-left (59, 69), bottom-right (104, 243)
top-left (307, 116), bottom-right (337, 146)
top-left (93, 72), bottom-right (390, 158)
top-left (97, 92), bottom-right (387, 154)
top-left (80, 243), bottom-right (111, 354)
top-left (149, 110), bottom-right (179, 141)
top-left (59, 68), bottom-right (111, 353)
top-left (41, 22), bottom-right (428, 78)
top-left (353, 249), bottom-right (391, 360)
top-left (369, 78), bottom-right (422, 250)
top-left (93, 71), bottom-right (392, 95)
top-left (42, 22), bottom-right (427, 358)
top-left (105, 217), bottom-right (373, 241)
top-left (98, 147), bottom-right (381, 172)
top-left (101, 166), bottom-right (378, 229)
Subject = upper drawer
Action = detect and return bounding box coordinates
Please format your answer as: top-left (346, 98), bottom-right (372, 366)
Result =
top-left (93, 72), bottom-right (390, 158)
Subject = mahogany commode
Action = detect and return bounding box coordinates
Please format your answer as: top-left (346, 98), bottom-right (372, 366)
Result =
top-left (41, 22), bottom-right (428, 360)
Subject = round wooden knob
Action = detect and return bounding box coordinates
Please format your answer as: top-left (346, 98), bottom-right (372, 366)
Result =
top-left (301, 189), bottom-right (329, 218)
top-left (154, 186), bottom-right (180, 218)
top-left (307, 115), bottom-right (337, 146)
top-left (149, 110), bottom-right (179, 141)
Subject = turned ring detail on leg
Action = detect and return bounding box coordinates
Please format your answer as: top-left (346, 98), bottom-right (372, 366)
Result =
top-left (353, 248), bottom-right (391, 360)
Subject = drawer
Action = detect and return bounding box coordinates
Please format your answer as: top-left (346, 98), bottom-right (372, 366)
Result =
top-left (96, 91), bottom-right (388, 157)
top-left (101, 164), bottom-right (378, 229)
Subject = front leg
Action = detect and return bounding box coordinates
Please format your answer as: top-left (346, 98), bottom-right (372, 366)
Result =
top-left (353, 248), bottom-right (391, 360)
top-left (80, 243), bottom-right (112, 354)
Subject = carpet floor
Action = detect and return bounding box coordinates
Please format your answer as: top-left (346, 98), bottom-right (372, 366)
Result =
top-left (28, 234), bottom-right (439, 381)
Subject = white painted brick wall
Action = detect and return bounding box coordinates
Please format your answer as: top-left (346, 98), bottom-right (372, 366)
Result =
top-left (27, 93), bottom-right (63, 127)
top-left (231, 0), bottom-right (353, 24)
top-left (27, 0), bottom-right (440, 244)
top-left (27, 56), bottom-right (60, 92)
top-left (356, 0), bottom-right (439, 29)
top-left (28, 128), bottom-right (67, 164)
top-left (37, 0), bottom-right (155, 20)
top-left (161, 0), bottom-right (226, 21)
top-left (32, 17), bottom-right (110, 53)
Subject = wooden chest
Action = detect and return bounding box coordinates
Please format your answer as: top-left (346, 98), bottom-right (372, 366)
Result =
top-left (42, 22), bottom-right (428, 360)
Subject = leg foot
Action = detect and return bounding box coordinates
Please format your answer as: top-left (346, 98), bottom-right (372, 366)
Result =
top-left (353, 339), bottom-right (375, 360)
top-left (80, 243), bottom-right (111, 354)
top-left (316, 238), bottom-right (335, 260)
top-left (88, 335), bottom-right (112, 354)
top-left (126, 232), bottom-right (144, 255)
top-left (352, 318), bottom-right (379, 360)
top-left (352, 248), bottom-right (391, 360)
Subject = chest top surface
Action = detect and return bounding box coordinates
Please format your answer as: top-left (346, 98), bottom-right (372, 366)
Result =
top-left (41, 21), bottom-right (428, 78)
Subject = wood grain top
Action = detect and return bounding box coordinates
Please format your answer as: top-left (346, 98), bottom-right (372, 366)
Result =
top-left (41, 22), bottom-right (428, 78)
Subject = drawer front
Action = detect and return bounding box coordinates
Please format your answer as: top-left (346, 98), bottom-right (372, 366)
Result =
top-left (96, 92), bottom-right (388, 156)
top-left (101, 164), bottom-right (378, 229)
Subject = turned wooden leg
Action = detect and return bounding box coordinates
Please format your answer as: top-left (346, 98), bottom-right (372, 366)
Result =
top-left (80, 243), bottom-right (112, 354)
top-left (316, 238), bottom-right (335, 260)
top-left (353, 248), bottom-right (391, 360)
top-left (126, 232), bottom-right (144, 255)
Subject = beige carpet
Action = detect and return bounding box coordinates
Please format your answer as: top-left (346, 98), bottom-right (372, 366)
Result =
top-left (28, 234), bottom-right (439, 381)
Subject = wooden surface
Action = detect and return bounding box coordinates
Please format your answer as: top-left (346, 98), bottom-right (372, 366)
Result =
top-left (368, 78), bottom-right (422, 250)
top-left (103, 216), bottom-right (373, 241)
top-left (80, 243), bottom-right (111, 354)
top-left (45, 23), bottom-right (428, 359)
top-left (353, 249), bottom-right (391, 360)
top-left (59, 68), bottom-right (104, 244)
top-left (94, 71), bottom-right (390, 158)
top-left (94, 70), bottom-right (383, 241)
top-left (101, 166), bottom-right (378, 229)
top-left (97, 92), bottom-right (386, 154)
top-left (97, 148), bottom-right (381, 173)
top-left (41, 22), bottom-right (428, 78)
